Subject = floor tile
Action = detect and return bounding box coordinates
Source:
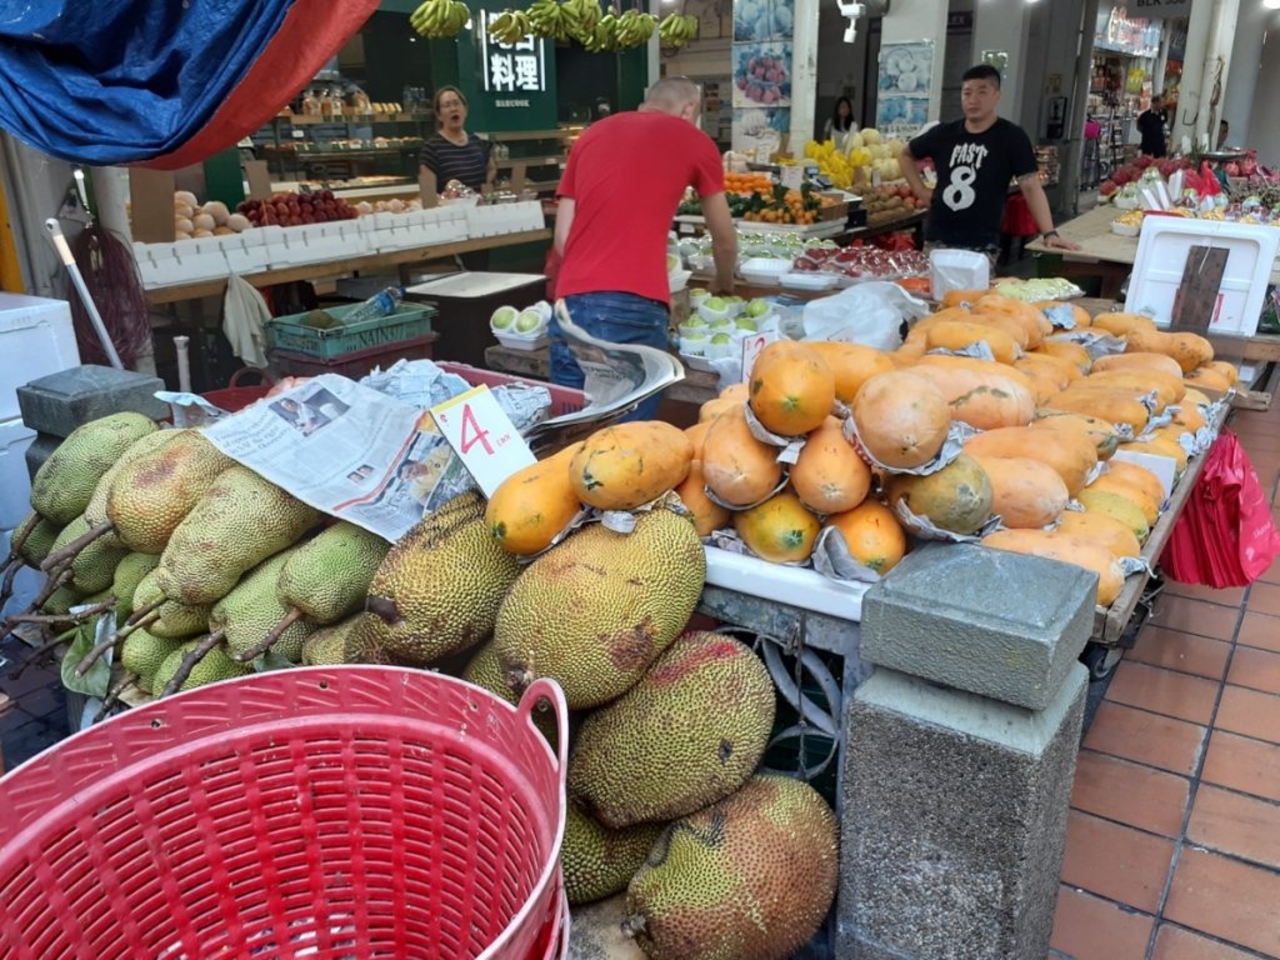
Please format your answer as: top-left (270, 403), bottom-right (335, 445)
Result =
top-left (1226, 645), bottom-right (1280, 696)
top-left (1070, 751), bottom-right (1190, 838)
top-left (1237, 611), bottom-right (1280, 652)
top-left (1164, 847), bottom-right (1280, 956)
top-left (1127, 627), bottom-right (1231, 680)
top-left (1215, 684), bottom-right (1280, 745)
top-left (0, 717), bottom-right (66, 771)
top-left (1082, 701), bottom-right (1207, 777)
top-left (1049, 886), bottom-right (1154, 960)
top-left (1153, 923), bottom-right (1271, 960)
top-left (1248, 582), bottom-right (1280, 618)
top-left (16, 682), bottom-right (66, 723)
top-left (1161, 580), bottom-right (1247, 608)
top-left (1261, 558), bottom-right (1280, 587)
top-left (1187, 784), bottom-right (1280, 871)
top-left (1146, 595), bottom-right (1238, 642)
top-left (1201, 730), bottom-right (1280, 803)
top-left (1059, 811), bottom-right (1175, 914)
top-left (1105, 661), bottom-right (1221, 725)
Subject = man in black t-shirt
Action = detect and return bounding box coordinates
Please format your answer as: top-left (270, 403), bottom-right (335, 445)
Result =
top-left (899, 65), bottom-right (1079, 259)
top-left (1137, 96), bottom-right (1167, 158)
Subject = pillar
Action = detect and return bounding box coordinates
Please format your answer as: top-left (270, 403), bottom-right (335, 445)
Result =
top-left (1221, 1), bottom-right (1271, 147)
top-left (972, 0), bottom-right (1032, 122)
top-left (788, 0), bottom-right (820, 152)
top-left (1171, 0), bottom-right (1241, 152)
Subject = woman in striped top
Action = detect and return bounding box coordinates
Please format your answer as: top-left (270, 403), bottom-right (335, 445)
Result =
top-left (419, 86), bottom-right (495, 202)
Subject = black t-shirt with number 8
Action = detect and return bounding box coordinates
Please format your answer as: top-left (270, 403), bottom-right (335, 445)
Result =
top-left (908, 118), bottom-right (1038, 250)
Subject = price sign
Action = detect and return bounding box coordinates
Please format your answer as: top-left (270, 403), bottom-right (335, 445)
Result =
top-left (741, 330), bottom-right (779, 383)
top-left (780, 165), bottom-right (804, 191)
top-left (430, 385), bottom-right (536, 496)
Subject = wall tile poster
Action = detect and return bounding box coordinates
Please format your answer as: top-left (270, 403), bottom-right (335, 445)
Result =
top-left (731, 0), bottom-right (793, 155)
top-left (875, 40), bottom-right (935, 140)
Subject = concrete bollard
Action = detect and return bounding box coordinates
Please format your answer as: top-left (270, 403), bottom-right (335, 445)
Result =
top-left (17, 365), bottom-right (168, 439)
top-left (838, 543), bottom-right (1095, 959)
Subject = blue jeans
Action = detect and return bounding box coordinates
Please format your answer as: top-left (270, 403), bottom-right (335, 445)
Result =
top-left (550, 292), bottom-right (671, 422)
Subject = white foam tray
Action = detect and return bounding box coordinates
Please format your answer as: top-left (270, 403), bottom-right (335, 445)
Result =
top-left (703, 545), bottom-right (868, 622)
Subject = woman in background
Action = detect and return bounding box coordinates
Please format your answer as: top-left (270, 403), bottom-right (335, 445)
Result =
top-left (419, 86), bottom-right (495, 201)
top-left (823, 97), bottom-right (857, 148)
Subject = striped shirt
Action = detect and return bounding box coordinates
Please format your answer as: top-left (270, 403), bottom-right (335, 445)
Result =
top-left (419, 133), bottom-right (491, 192)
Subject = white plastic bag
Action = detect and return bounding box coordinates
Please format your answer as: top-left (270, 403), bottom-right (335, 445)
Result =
top-left (800, 281), bottom-right (930, 350)
top-left (929, 248), bottom-right (989, 301)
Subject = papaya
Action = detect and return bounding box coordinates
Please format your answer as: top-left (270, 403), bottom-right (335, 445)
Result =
top-left (749, 341), bottom-right (836, 436)
top-left (734, 490), bottom-right (821, 563)
top-left (1093, 311), bottom-right (1158, 338)
top-left (967, 455), bottom-right (1069, 529)
top-left (981, 529), bottom-right (1125, 606)
top-left (1032, 410), bottom-right (1121, 461)
top-left (485, 442), bottom-right (584, 556)
top-left (789, 416), bottom-right (871, 515)
top-left (1123, 327), bottom-right (1173, 357)
top-left (1084, 368), bottom-right (1185, 409)
top-left (808, 341), bottom-right (896, 405)
top-left (1055, 510), bottom-right (1142, 560)
top-left (850, 370), bottom-right (952, 470)
top-left (1085, 474), bottom-right (1160, 526)
top-left (1102, 460), bottom-right (1166, 509)
top-left (699, 395), bottom-right (739, 423)
top-left (675, 461), bottom-right (730, 537)
top-left (1184, 366), bottom-right (1233, 394)
top-left (824, 500), bottom-right (909, 574)
top-left (1118, 436), bottom-right (1187, 474)
top-left (685, 420), bottom-right (713, 460)
top-left (1033, 339), bottom-right (1092, 374)
top-left (912, 363), bottom-right (1035, 431)
top-left (884, 454), bottom-right (994, 535)
top-left (1202, 360), bottom-right (1239, 387)
top-left (569, 421), bottom-right (693, 511)
top-left (1182, 387), bottom-right (1214, 409)
top-left (1016, 354), bottom-right (1076, 392)
top-left (917, 320), bottom-right (1022, 364)
top-left (1166, 332), bottom-right (1214, 372)
top-left (940, 290), bottom-right (989, 310)
top-left (1049, 387), bottom-right (1152, 432)
top-left (969, 313), bottom-right (1031, 350)
top-left (1077, 487), bottom-right (1151, 542)
top-left (970, 294), bottom-right (1047, 348)
top-left (1032, 300), bottom-right (1091, 330)
top-left (1091, 352), bottom-right (1184, 380)
top-left (701, 404), bottom-right (784, 507)
top-left (964, 424), bottom-right (1097, 498)
top-left (1171, 402), bottom-right (1207, 434)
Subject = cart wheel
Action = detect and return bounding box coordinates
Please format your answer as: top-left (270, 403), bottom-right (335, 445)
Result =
top-left (1082, 643), bottom-right (1124, 681)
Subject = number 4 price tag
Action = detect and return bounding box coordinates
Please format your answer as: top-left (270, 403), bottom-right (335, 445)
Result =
top-left (741, 330), bottom-right (779, 383)
top-left (431, 385), bottom-right (537, 496)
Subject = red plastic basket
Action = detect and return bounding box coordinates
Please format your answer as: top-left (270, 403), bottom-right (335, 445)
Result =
top-left (436, 361), bottom-right (587, 418)
top-left (0, 667), bottom-right (569, 960)
top-left (201, 367), bottom-right (277, 413)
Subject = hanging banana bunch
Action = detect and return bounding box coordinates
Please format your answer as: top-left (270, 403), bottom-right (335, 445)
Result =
top-left (410, 0), bottom-right (473, 39)
top-left (528, 0), bottom-right (573, 40)
top-left (614, 8), bottom-right (658, 49)
top-left (581, 11), bottom-right (619, 52)
top-left (657, 13), bottom-right (698, 49)
top-left (487, 8), bottom-right (534, 44)
top-left (561, 0), bottom-right (604, 43)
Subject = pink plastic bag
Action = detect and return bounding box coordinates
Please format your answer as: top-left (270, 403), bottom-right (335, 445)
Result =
top-left (1161, 430), bottom-right (1280, 587)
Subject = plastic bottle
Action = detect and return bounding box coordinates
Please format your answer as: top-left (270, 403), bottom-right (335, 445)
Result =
top-left (344, 287), bottom-right (403, 324)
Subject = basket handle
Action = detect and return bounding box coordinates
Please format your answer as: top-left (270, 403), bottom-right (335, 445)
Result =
top-left (517, 678), bottom-right (569, 782)
top-left (227, 366), bottom-right (276, 388)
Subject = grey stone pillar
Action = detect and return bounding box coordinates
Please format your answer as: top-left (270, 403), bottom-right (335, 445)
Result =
top-left (838, 543), bottom-right (1094, 960)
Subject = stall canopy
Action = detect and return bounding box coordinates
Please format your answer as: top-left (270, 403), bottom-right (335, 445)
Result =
top-left (0, 0), bottom-right (380, 169)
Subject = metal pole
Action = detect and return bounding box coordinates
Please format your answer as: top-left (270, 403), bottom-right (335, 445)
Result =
top-left (43, 218), bottom-right (124, 369)
top-left (1058, 0), bottom-right (1101, 221)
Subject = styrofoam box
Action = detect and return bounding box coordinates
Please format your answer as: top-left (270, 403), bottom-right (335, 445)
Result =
top-left (0, 418), bottom-right (37, 530)
top-left (703, 545), bottom-right (869, 622)
top-left (1125, 217), bottom-right (1280, 337)
top-left (0, 527), bottom-right (42, 620)
top-left (0, 295), bottom-right (79, 423)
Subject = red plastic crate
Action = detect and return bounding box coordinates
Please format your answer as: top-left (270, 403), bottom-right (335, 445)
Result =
top-left (270, 333), bottom-right (439, 380)
top-left (437, 361), bottom-right (587, 418)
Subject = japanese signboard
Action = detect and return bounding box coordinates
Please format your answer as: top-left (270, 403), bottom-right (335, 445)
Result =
top-left (478, 11), bottom-right (547, 102)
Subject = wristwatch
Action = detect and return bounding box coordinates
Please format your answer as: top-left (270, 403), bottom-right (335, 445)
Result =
top-left (1044, 230), bottom-right (1060, 239)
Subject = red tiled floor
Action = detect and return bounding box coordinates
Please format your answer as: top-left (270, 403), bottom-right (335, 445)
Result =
top-left (1215, 684), bottom-right (1280, 745)
top-left (1249, 582), bottom-right (1280, 618)
top-left (1237, 611), bottom-right (1280, 652)
top-left (1226, 645), bottom-right (1280, 696)
top-left (1104, 661), bottom-right (1221, 725)
top-left (1069, 751), bottom-right (1190, 838)
top-left (1059, 811), bottom-right (1175, 914)
top-left (1145, 595), bottom-right (1239, 642)
top-left (1161, 580), bottom-right (1247, 608)
top-left (1126, 626), bottom-right (1231, 680)
top-left (1163, 847), bottom-right (1280, 956)
top-left (1187, 784), bottom-right (1280, 871)
top-left (1153, 924), bottom-right (1271, 960)
top-left (1049, 886), bottom-right (1154, 960)
top-left (1201, 730), bottom-right (1280, 803)
top-left (1262, 558), bottom-right (1280, 587)
top-left (1082, 701), bottom-right (1207, 777)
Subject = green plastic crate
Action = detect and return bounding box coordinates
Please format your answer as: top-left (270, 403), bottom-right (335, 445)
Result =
top-left (266, 303), bottom-right (435, 360)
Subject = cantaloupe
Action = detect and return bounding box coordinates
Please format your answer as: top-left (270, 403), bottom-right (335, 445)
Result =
top-left (749, 342), bottom-right (836, 436)
top-left (734, 491), bottom-right (821, 563)
top-left (850, 370), bottom-right (952, 470)
top-left (789, 417), bottom-right (871, 515)
top-left (824, 500), bottom-right (908, 574)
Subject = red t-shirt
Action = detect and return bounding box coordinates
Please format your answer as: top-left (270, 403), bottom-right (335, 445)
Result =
top-left (556, 111), bottom-right (725, 306)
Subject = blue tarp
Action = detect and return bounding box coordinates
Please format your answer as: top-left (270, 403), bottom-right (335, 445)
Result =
top-left (0, 0), bottom-right (295, 165)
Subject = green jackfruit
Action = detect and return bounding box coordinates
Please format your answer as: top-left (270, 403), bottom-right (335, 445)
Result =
top-left (360, 492), bottom-right (522, 666)
top-left (110, 553), bottom-right (161, 621)
top-left (563, 803), bottom-right (664, 906)
top-left (152, 637), bottom-right (251, 694)
top-left (156, 466), bottom-right (320, 606)
top-left (49, 515), bottom-right (129, 594)
top-left (210, 548), bottom-right (314, 663)
top-left (276, 522), bottom-right (390, 625)
top-left (300, 613), bottom-right (392, 666)
top-left (130, 570), bottom-right (211, 639)
top-left (569, 632), bottom-right (775, 828)
top-left (82, 428), bottom-right (185, 539)
top-left (107, 431), bottom-right (235, 554)
top-left (30, 413), bottom-right (157, 525)
top-left (40, 584), bottom-right (84, 619)
top-left (624, 775), bottom-right (839, 960)
top-left (121, 628), bottom-right (187, 694)
top-left (494, 502), bottom-right (705, 710)
top-left (462, 643), bottom-right (561, 747)
top-left (10, 512), bottom-right (60, 568)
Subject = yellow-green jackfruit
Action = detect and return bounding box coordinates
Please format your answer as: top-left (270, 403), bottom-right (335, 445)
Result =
top-left (129, 570), bottom-right (212, 640)
top-left (10, 512), bottom-right (59, 568)
top-left (624, 775), bottom-right (839, 960)
top-left (568, 631), bottom-right (775, 828)
top-left (49, 514), bottom-right (129, 595)
top-left (110, 552), bottom-right (161, 620)
top-left (121, 628), bottom-right (187, 694)
top-left (275, 522), bottom-right (390, 626)
top-left (462, 643), bottom-right (561, 747)
top-left (152, 636), bottom-right (251, 695)
top-left (30, 413), bottom-right (157, 525)
top-left (563, 803), bottom-right (664, 906)
top-left (156, 466), bottom-right (320, 606)
top-left (360, 492), bottom-right (522, 666)
top-left (300, 613), bottom-right (391, 666)
top-left (210, 548), bottom-right (314, 663)
top-left (494, 502), bottom-right (705, 710)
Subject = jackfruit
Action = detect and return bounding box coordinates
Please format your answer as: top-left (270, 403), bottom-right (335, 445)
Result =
top-left (10, 512), bottom-right (60, 568)
top-left (110, 552), bottom-right (161, 620)
top-left (210, 548), bottom-right (314, 663)
top-left (565, 895), bottom-right (649, 960)
top-left (120, 628), bottom-right (187, 694)
top-left (156, 466), bottom-right (320, 606)
top-left (360, 491), bottom-right (522, 666)
top-left (272, 522), bottom-right (390, 634)
top-left (462, 642), bottom-right (560, 746)
top-left (300, 613), bottom-right (391, 666)
top-left (106, 431), bottom-right (235, 553)
top-left (494, 501), bottom-right (705, 710)
top-left (129, 570), bottom-right (212, 639)
top-left (569, 632), bottom-right (775, 828)
top-left (80, 428), bottom-right (184, 546)
top-left (49, 515), bottom-right (129, 594)
top-left (30, 413), bottom-right (157, 525)
top-left (563, 803), bottom-right (664, 906)
top-left (152, 636), bottom-right (251, 695)
top-left (624, 775), bottom-right (839, 960)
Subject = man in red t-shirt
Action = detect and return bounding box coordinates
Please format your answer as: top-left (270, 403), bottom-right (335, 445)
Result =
top-left (551, 76), bottom-right (737, 419)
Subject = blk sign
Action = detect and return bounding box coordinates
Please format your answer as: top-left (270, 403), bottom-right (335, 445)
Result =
top-left (1131, 0), bottom-right (1193, 20)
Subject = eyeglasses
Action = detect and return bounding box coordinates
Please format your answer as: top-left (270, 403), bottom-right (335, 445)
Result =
top-left (438, 99), bottom-right (464, 108)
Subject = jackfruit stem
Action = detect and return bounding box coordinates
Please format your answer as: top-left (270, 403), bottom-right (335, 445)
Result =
top-left (366, 595), bottom-right (401, 626)
top-left (0, 558), bottom-right (20, 612)
top-left (8, 513), bottom-right (38, 561)
top-left (125, 597), bottom-right (164, 627)
top-left (232, 607), bottom-right (301, 663)
top-left (101, 671), bottom-right (139, 713)
top-left (39, 521), bottom-right (114, 573)
top-left (5, 626), bottom-right (78, 681)
top-left (621, 915), bottom-right (647, 939)
top-left (76, 616), bottom-right (135, 677)
top-left (8, 569), bottom-right (71, 634)
top-left (160, 632), bottom-right (223, 698)
top-left (506, 666), bottom-right (535, 694)
top-left (10, 598), bottom-right (115, 628)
